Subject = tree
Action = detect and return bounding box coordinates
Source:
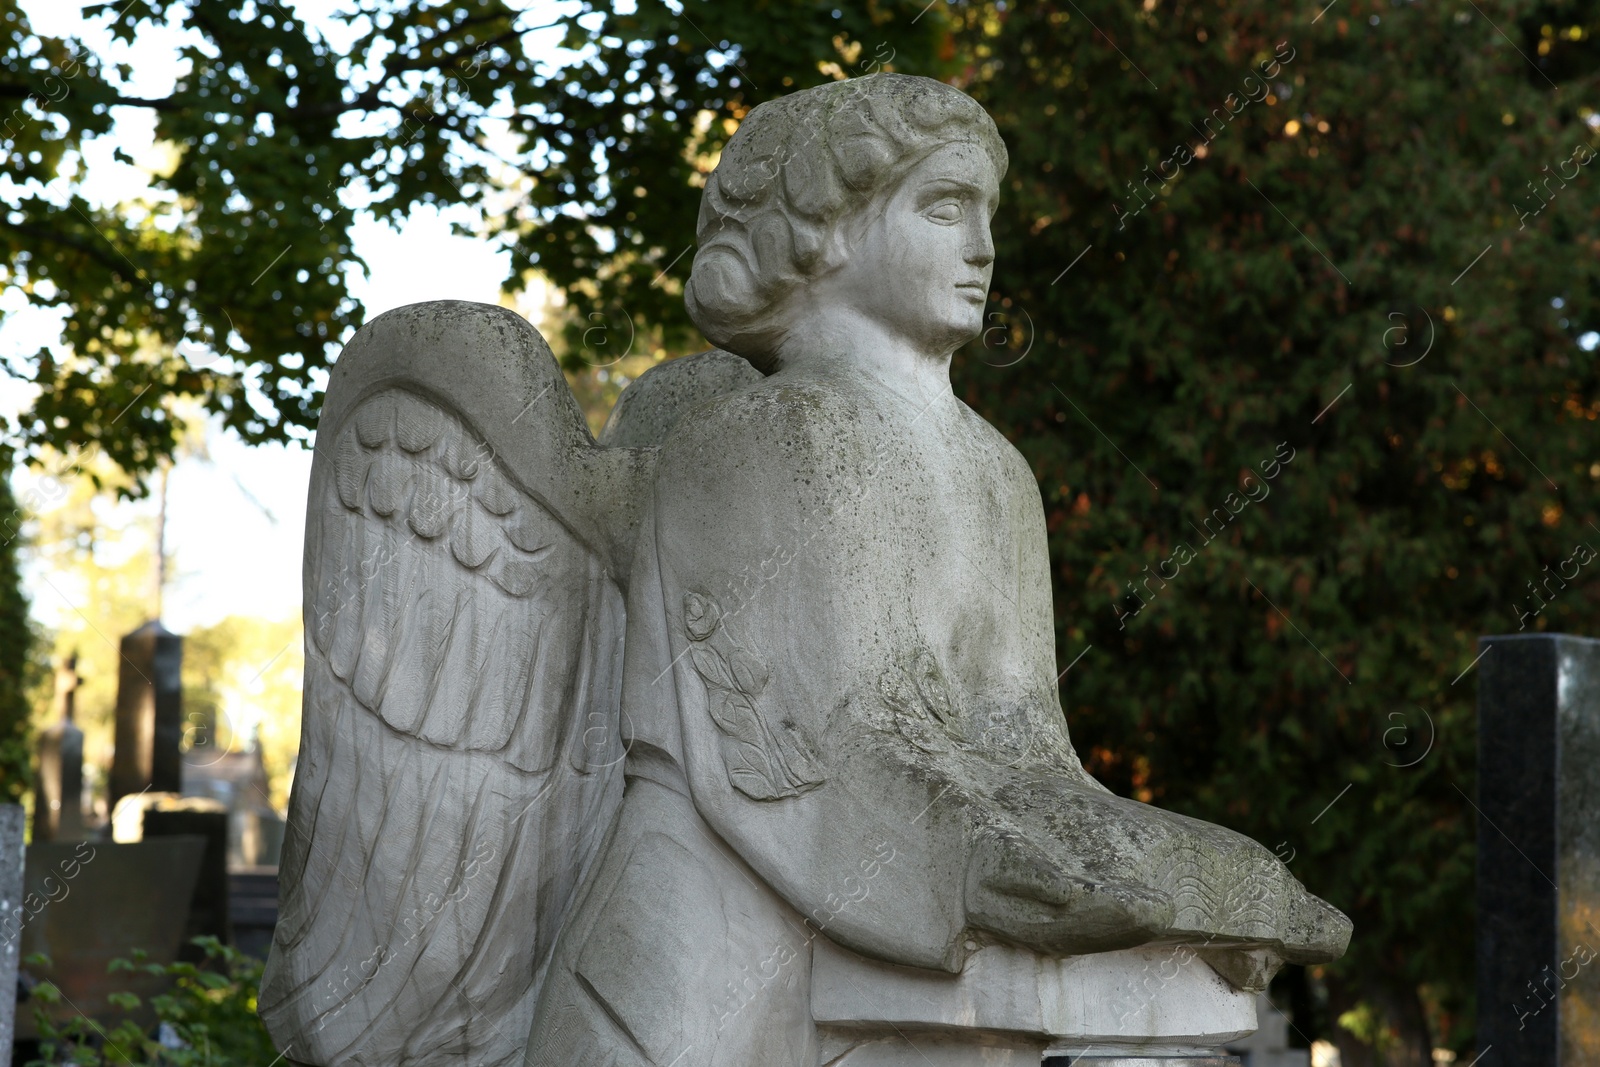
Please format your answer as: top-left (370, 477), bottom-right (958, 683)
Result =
top-left (0, 0), bottom-right (944, 480)
top-left (19, 446), bottom-right (162, 799)
top-left (957, 3), bottom-right (1597, 1061)
top-left (0, 445), bottom-right (34, 802)
top-left (8, 0), bottom-right (1599, 1059)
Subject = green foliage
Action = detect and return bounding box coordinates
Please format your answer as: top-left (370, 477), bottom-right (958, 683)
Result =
top-left (0, 444), bottom-right (35, 802)
top-left (26, 939), bottom-right (278, 1066)
top-left (952, 3), bottom-right (1598, 1060)
top-left (0, 1), bottom-right (950, 483)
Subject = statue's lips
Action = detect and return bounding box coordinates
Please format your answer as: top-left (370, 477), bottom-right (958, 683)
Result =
top-left (954, 282), bottom-right (988, 300)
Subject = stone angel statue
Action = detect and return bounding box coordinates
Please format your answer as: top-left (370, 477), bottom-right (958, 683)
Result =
top-left (262, 74), bottom-right (1350, 1067)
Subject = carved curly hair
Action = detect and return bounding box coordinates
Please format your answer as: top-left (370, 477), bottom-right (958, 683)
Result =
top-left (684, 74), bottom-right (1008, 373)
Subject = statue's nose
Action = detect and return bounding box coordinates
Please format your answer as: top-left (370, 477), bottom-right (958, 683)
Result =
top-left (965, 224), bottom-right (995, 267)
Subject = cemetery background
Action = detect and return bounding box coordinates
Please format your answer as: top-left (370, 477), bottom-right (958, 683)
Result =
top-left (0, 0), bottom-right (1597, 1065)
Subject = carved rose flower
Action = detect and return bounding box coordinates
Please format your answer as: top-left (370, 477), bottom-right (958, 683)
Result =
top-left (683, 592), bottom-right (722, 641)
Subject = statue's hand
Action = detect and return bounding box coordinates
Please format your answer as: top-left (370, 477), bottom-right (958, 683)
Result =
top-left (963, 832), bottom-right (1174, 956)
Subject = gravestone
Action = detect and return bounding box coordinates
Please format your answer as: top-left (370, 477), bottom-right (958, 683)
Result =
top-left (229, 867), bottom-right (279, 960)
top-left (33, 653), bottom-right (85, 842)
top-left (17, 837), bottom-right (205, 1039)
top-left (143, 805), bottom-right (231, 959)
top-left (109, 620), bottom-right (184, 809)
top-left (1476, 633), bottom-right (1600, 1065)
top-left (0, 804), bottom-right (24, 1067)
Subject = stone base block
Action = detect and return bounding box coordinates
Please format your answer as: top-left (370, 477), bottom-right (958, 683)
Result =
top-left (812, 936), bottom-right (1255, 1066)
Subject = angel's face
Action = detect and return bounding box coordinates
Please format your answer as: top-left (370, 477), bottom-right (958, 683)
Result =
top-left (832, 140), bottom-right (1000, 357)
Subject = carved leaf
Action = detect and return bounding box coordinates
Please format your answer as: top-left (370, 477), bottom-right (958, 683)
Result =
top-left (879, 667), bottom-right (918, 716)
top-left (684, 597), bottom-right (824, 801)
top-left (879, 653), bottom-right (957, 753)
top-left (894, 710), bottom-right (954, 754)
top-left (729, 648), bottom-right (770, 696)
top-left (689, 644), bottom-right (736, 693)
top-left (773, 718), bottom-right (825, 788)
top-left (725, 740), bottom-right (788, 801)
top-left (708, 691), bottom-right (764, 746)
top-left (912, 648), bottom-right (954, 724)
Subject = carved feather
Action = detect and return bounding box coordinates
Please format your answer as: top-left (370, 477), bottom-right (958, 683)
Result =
top-left (264, 355), bottom-right (630, 1067)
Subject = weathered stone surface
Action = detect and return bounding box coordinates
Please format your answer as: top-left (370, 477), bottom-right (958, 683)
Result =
top-left (268, 73), bottom-right (1348, 1067)
top-left (0, 804), bottom-right (23, 1067)
top-left (597, 348), bottom-right (762, 448)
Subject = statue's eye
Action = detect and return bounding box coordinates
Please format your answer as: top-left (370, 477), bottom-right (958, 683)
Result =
top-left (924, 200), bottom-right (963, 224)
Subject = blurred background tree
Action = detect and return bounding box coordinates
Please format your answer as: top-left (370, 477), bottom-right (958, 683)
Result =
top-left (0, 448), bottom-right (34, 803)
top-left (4, 0), bottom-right (1599, 1061)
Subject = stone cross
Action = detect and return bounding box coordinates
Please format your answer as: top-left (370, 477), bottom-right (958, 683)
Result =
top-left (32, 653), bottom-right (85, 842)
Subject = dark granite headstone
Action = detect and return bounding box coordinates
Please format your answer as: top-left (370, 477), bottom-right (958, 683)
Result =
top-left (228, 868), bottom-right (279, 961)
top-left (142, 808), bottom-right (230, 959)
top-left (109, 621), bottom-right (184, 809)
top-left (1477, 633), bottom-right (1600, 1065)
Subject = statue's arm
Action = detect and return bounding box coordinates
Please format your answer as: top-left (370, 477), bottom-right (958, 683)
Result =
top-left (648, 385), bottom-right (985, 970)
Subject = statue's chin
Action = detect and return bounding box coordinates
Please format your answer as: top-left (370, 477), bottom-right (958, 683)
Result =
top-left (924, 321), bottom-right (983, 358)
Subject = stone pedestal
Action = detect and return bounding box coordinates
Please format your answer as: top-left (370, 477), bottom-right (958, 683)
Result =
top-left (109, 621), bottom-right (184, 809)
top-left (0, 804), bottom-right (24, 1067)
top-left (1219, 991), bottom-right (1308, 1066)
top-left (812, 936), bottom-right (1253, 1065)
top-left (1477, 633), bottom-right (1600, 1065)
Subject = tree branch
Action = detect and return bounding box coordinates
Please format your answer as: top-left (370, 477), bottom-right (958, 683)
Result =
top-left (0, 217), bottom-right (155, 293)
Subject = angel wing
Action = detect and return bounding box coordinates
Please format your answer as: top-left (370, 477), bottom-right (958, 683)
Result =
top-left (259, 301), bottom-right (661, 1067)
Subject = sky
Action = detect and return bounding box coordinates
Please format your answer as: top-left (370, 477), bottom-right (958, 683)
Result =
top-left (7, 1), bottom-right (539, 635)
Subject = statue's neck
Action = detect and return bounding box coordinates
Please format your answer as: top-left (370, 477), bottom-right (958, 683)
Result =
top-left (771, 309), bottom-right (953, 407)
